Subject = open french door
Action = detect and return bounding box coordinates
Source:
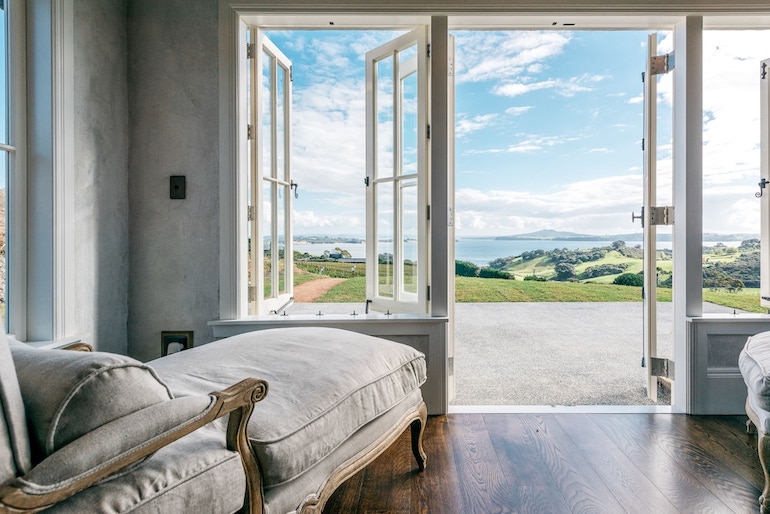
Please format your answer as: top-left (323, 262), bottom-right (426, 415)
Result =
top-left (641, 33), bottom-right (675, 402)
top-left (248, 29), bottom-right (293, 316)
top-left (365, 28), bottom-right (430, 315)
top-left (758, 57), bottom-right (770, 421)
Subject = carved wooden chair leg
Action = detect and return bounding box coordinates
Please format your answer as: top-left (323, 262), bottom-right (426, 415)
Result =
top-left (410, 402), bottom-right (428, 471)
top-left (760, 432), bottom-right (770, 514)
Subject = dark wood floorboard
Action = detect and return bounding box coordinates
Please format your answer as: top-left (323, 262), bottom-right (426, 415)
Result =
top-left (325, 413), bottom-right (763, 514)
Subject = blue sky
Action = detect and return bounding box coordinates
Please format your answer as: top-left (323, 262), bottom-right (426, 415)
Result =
top-left (265, 28), bottom-right (767, 238)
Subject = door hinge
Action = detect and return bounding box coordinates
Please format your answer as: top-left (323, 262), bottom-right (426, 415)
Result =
top-left (650, 357), bottom-right (675, 379)
top-left (247, 124), bottom-right (255, 140)
top-left (364, 176), bottom-right (370, 187)
top-left (247, 43), bottom-right (256, 59)
top-left (427, 43), bottom-right (431, 58)
top-left (762, 62), bottom-right (768, 80)
top-left (427, 285), bottom-right (431, 301)
top-left (427, 124), bottom-right (430, 140)
top-left (247, 205), bottom-right (256, 221)
top-left (650, 52), bottom-right (674, 75)
top-left (427, 205), bottom-right (431, 220)
top-left (641, 71), bottom-right (645, 83)
top-left (290, 65), bottom-right (294, 82)
top-left (641, 138), bottom-right (644, 151)
top-left (649, 205), bottom-right (674, 226)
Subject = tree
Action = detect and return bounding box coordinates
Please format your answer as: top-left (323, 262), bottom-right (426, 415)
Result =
top-left (554, 262), bottom-right (576, 281)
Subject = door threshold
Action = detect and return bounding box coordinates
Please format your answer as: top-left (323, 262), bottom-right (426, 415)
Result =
top-left (449, 404), bottom-right (675, 414)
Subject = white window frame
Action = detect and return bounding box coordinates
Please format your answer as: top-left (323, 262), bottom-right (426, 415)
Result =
top-left (8, 0), bottom-right (76, 343)
top-left (249, 29), bottom-right (293, 316)
top-left (365, 27), bottom-right (430, 315)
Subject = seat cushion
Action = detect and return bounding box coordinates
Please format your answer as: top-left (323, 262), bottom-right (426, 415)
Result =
top-left (44, 426), bottom-right (246, 514)
top-left (0, 329), bottom-right (31, 482)
top-left (740, 331), bottom-right (770, 432)
top-left (9, 342), bottom-right (172, 461)
top-left (150, 326), bottom-right (427, 486)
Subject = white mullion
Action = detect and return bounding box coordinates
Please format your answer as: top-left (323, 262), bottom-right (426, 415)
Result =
top-left (253, 30), bottom-right (266, 314)
top-left (270, 52), bottom-right (279, 299)
top-left (393, 49), bottom-right (403, 300)
top-left (283, 60), bottom-right (293, 298)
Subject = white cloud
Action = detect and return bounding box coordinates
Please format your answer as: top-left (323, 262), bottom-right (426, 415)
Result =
top-left (454, 31), bottom-right (571, 84)
top-left (454, 173), bottom-right (644, 236)
top-left (493, 74), bottom-right (606, 98)
top-left (505, 106), bottom-right (533, 116)
top-left (456, 113), bottom-right (498, 137)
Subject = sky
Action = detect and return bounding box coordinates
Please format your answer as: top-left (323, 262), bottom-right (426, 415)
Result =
top-left (264, 28), bottom-right (768, 238)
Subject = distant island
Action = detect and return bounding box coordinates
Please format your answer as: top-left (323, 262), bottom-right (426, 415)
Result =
top-left (491, 229), bottom-right (758, 243)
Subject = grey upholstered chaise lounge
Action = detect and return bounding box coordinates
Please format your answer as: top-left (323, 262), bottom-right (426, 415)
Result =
top-left (0, 326), bottom-right (428, 513)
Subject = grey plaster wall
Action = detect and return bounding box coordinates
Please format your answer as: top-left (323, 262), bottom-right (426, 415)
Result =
top-left (73, 0), bottom-right (130, 353)
top-left (127, 0), bottom-right (219, 361)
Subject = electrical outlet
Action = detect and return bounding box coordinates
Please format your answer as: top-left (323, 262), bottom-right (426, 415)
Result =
top-left (161, 330), bottom-right (193, 356)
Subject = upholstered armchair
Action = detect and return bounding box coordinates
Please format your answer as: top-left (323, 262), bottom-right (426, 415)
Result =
top-left (0, 332), bottom-right (267, 513)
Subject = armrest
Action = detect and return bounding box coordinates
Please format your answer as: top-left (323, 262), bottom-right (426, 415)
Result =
top-left (0, 378), bottom-right (268, 513)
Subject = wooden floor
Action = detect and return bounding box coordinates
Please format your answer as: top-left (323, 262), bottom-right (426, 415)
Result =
top-left (326, 413), bottom-right (764, 513)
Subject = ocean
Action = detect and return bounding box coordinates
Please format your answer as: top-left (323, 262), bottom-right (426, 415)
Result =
top-left (292, 238), bottom-right (743, 267)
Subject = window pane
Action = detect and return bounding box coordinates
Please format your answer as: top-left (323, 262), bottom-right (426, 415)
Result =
top-left (400, 178), bottom-right (417, 297)
top-left (377, 181), bottom-right (394, 298)
top-left (262, 50), bottom-right (273, 177)
top-left (276, 64), bottom-right (286, 182)
top-left (400, 67), bottom-right (418, 178)
top-left (376, 56), bottom-right (394, 179)
top-left (277, 185), bottom-right (287, 296)
top-left (262, 183), bottom-right (272, 298)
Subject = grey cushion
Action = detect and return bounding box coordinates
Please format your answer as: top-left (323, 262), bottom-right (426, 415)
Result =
top-left (0, 329), bottom-right (31, 483)
top-left (45, 425), bottom-right (246, 514)
top-left (150, 327), bottom-right (427, 487)
top-left (9, 342), bottom-right (172, 461)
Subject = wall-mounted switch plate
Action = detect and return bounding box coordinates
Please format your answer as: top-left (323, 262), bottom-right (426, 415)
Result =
top-left (170, 175), bottom-right (186, 199)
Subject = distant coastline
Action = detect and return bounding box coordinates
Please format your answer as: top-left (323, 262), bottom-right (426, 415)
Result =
top-left (293, 234), bottom-right (754, 267)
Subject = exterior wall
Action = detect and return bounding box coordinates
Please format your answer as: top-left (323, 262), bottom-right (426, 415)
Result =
top-left (127, 0), bottom-right (219, 361)
top-left (73, 0), bottom-right (129, 353)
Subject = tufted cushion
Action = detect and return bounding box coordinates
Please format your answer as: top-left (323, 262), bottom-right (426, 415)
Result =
top-left (150, 326), bottom-right (427, 487)
top-left (9, 342), bottom-right (172, 461)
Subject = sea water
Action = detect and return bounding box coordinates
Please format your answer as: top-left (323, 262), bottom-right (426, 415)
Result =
top-left (292, 238), bottom-right (743, 267)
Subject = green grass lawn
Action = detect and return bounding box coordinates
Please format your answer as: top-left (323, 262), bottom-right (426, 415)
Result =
top-left (309, 274), bottom-right (767, 313)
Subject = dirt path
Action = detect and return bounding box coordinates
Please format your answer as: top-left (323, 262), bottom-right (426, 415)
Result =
top-left (293, 277), bottom-right (345, 302)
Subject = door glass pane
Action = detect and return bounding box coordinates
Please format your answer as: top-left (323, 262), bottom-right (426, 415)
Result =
top-left (400, 178), bottom-right (418, 297)
top-left (262, 184), bottom-right (272, 298)
top-left (377, 181), bottom-right (394, 298)
top-left (702, 30), bottom-right (769, 314)
top-left (262, 50), bottom-right (273, 178)
top-left (376, 56), bottom-right (394, 179)
top-left (277, 186), bottom-right (286, 296)
top-left (400, 66), bottom-right (418, 178)
top-left (276, 64), bottom-right (286, 182)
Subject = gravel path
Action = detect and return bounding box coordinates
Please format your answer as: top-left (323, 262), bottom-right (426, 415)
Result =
top-left (285, 300), bottom-right (738, 406)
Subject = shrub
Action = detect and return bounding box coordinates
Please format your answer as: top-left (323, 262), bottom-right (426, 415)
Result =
top-left (613, 273), bottom-right (644, 287)
top-left (579, 263), bottom-right (628, 279)
top-left (524, 275), bottom-right (546, 281)
top-left (479, 267), bottom-right (513, 279)
top-left (455, 260), bottom-right (479, 277)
